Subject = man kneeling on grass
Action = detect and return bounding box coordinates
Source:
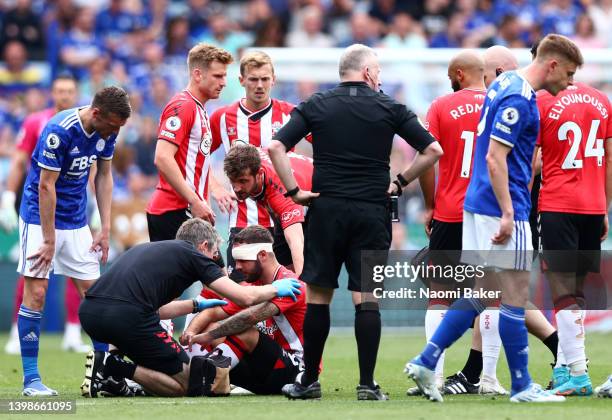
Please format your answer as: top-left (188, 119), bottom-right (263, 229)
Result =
top-left (180, 225), bottom-right (308, 395)
top-left (78, 219), bottom-right (301, 397)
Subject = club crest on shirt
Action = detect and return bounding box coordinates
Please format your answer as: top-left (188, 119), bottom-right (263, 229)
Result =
top-left (165, 116), bottom-right (181, 131)
top-left (200, 131), bottom-right (212, 155)
top-left (501, 107), bottom-right (519, 125)
top-left (271, 121), bottom-right (283, 137)
top-left (46, 134), bottom-right (61, 149)
top-left (96, 139), bottom-right (106, 152)
top-left (227, 126), bottom-right (236, 136)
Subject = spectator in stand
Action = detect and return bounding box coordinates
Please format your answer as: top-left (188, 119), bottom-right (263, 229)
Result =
top-left (492, 0), bottom-right (540, 34)
top-left (200, 13), bottom-right (253, 58)
top-left (419, 0), bottom-right (455, 41)
top-left (79, 55), bottom-right (123, 104)
top-left (111, 144), bottom-right (150, 202)
top-left (133, 116), bottom-right (159, 179)
top-left (187, 0), bottom-right (212, 40)
top-left (287, 5), bottom-right (334, 48)
top-left (337, 11), bottom-right (379, 47)
top-left (479, 14), bottom-right (526, 48)
top-left (379, 12), bottom-right (427, 49)
top-left (42, 0), bottom-right (77, 78)
top-left (541, 0), bottom-right (583, 38)
top-left (585, 0), bottom-right (612, 48)
top-left (59, 7), bottom-right (105, 81)
top-left (164, 16), bottom-right (190, 65)
top-left (326, 0), bottom-right (354, 42)
top-left (429, 12), bottom-right (467, 48)
top-left (141, 75), bottom-right (171, 119)
top-left (243, 0), bottom-right (274, 33)
top-left (465, 0), bottom-right (495, 33)
top-left (95, 0), bottom-right (139, 56)
top-left (571, 13), bottom-right (606, 49)
top-left (129, 42), bottom-right (176, 101)
top-left (0, 41), bottom-right (43, 100)
top-left (253, 16), bottom-right (286, 47)
top-left (0, 0), bottom-right (44, 60)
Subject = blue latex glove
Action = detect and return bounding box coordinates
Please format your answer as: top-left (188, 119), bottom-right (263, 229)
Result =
top-left (197, 299), bottom-right (228, 311)
top-left (272, 278), bottom-right (302, 301)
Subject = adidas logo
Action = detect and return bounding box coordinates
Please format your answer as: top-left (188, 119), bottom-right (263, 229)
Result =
top-left (70, 146), bottom-right (80, 155)
top-left (22, 332), bottom-right (38, 342)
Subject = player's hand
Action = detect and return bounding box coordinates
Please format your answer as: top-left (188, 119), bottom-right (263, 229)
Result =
top-left (272, 278), bottom-right (302, 301)
top-left (0, 191), bottom-right (18, 232)
top-left (27, 241), bottom-right (55, 278)
top-left (188, 332), bottom-right (213, 352)
top-left (197, 298), bottom-right (228, 311)
top-left (179, 330), bottom-right (195, 347)
top-left (189, 199), bottom-right (216, 225)
top-left (601, 214), bottom-right (609, 242)
top-left (291, 190), bottom-right (319, 206)
top-left (491, 214), bottom-right (514, 245)
top-left (211, 186), bottom-right (237, 214)
top-left (423, 208), bottom-right (433, 238)
top-left (387, 181), bottom-right (401, 196)
top-left (90, 231), bottom-right (110, 264)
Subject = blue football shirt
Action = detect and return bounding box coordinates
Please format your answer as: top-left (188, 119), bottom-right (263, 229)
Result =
top-left (20, 107), bottom-right (116, 229)
top-left (464, 71), bottom-right (539, 221)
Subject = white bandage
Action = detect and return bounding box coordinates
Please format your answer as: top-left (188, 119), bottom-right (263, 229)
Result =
top-left (231, 243), bottom-right (273, 260)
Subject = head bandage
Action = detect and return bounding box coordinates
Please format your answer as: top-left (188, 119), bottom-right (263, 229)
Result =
top-left (232, 242), bottom-right (273, 260)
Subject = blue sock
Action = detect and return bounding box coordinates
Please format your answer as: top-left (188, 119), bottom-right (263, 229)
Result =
top-left (18, 305), bottom-right (42, 386)
top-left (499, 304), bottom-right (531, 394)
top-left (91, 339), bottom-right (109, 352)
top-left (420, 298), bottom-right (485, 370)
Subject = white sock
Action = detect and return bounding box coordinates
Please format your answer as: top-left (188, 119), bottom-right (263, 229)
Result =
top-left (555, 343), bottom-right (566, 368)
top-left (63, 322), bottom-right (83, 342)
top-left (556, 308), bottom-right (586, 376)
top-left (215, 343), bottom-right (240, 369)
top-left (480, 308), bottom-right (501, 380)
top-left (425, 307), bottom-right (447, 385)
top-left (9, 322), bottom-right (18, 340)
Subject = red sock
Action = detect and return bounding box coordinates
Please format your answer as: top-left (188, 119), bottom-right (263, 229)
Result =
top-left (65, 278), bottom-right (81, 324)
top-left (12, 276), bottom-right (25, 322)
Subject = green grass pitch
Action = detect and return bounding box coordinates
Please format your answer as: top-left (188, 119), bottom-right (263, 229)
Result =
top-left (0, 331), bottom-right (610, 419)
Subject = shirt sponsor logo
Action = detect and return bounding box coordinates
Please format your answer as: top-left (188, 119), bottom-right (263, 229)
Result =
top-left (96, 139), bottom-right (106, 152)
top-left (256, 321), bottom-right (278, 336)
top-left (165, 116), bottom-right (181, 131)
top-left (46, 133), bottom-right (61, 149)
top-left (281, 208), bottom-right (301, 223)
top-left (495, 122), bottom-right (512, 134)
top-left (501, 107), bottom-right (519, 125)
top-left (70, 155), bottom-right (98, 171)
top-left (43, 150), bottom-right (56, 159)
top-left (160, 129), bottom-right (175, 139)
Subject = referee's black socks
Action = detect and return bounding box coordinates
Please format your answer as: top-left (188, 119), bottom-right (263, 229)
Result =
top-left (355, 303), bottom-right (381, 388)
top-left (301, 303), bottom-right (330, 386)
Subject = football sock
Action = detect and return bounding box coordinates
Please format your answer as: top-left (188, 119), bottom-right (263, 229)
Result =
top-left (105, 354), bottom-right (136, 380)
top-left (425, 305), bottom-right (448, 383)
top-left (92, 340), bottom-right (109, 352)
top-left (555, 297), bottom-right (586, 376)
top-left (18, 305), bottom-right (42, 385)
top-left (420, 298), bottom-right (485, 371)
top-left (301, 303), bottom-right (330, 386)
top-left (460, 348), bottom-right (483, 384)
top-left (542, 331), bottom-right (559, 366)
top-left (480, 308), bottom-right (500, 380)
top-left (64, 278), bottom-right (81, 324)
top-left (499, 304), bottom-right (531, 394)
top-left (355, 303), bottom-right (381, 388)
top-left (217, 336), bottom-right (248, 369)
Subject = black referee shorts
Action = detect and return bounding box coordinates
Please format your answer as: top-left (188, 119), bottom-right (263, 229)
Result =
top-left (79, 297), bottom-right (189, 376)
top-left (539, 211), bottom-right (604, 275)
top-left (427, 219), bottom-right (467, 288)
top-left (147, 208), bottom-right (190, 242)
top-left (300, 196), bottom-right (391, 292)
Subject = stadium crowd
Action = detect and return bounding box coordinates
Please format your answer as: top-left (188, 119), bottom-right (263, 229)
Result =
top-left (1, 1), bottom-right (612, 237)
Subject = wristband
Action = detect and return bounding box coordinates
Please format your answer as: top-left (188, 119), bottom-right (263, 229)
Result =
top-left (283, 186), bottom-right (300, 198)
top-left (192, 298), bottom-right (199, 314)
top-left (396, 173), bottom-right (409, 187)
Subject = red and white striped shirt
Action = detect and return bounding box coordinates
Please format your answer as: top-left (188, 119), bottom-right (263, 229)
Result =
top-left (221, 265), bottom-right (306, 358)
top-left (147, 90), bottom-right (221, 215)
top-left (209, 98), bottom-right (296, 228)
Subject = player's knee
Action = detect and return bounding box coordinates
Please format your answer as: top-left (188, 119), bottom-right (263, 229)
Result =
top-left (24, 286), bottom-right (46, 310)
top-left (234, 327), bottom-right (259, 352)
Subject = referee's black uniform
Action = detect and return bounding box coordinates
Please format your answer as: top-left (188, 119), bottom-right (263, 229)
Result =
top-left (275, 80), bottom-right (437, 396)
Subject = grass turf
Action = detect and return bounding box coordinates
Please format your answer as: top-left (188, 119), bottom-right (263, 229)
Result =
top-left (0, 331), bottom-right (610, 419)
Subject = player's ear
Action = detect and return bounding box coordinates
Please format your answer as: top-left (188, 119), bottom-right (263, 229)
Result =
top-left (238, 74), bottom-right (245, 86)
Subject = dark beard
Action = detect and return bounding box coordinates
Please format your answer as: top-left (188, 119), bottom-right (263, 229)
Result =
top-left (451, 79), bottom-right (461, 92)
top-left (244, 260), bottom-right (264, 283)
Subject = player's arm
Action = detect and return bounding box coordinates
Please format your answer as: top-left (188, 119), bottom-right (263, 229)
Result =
top-left (418, 167), bottom-right (436, 237)
top-left (486, 139), bottom-right (513, 244)
top-left (529, 146), bottom-right (542, 192)
top-left (208, 171), bottom-right (236, 214)
top-left (91, 158), bottom-right (113, 263)
top-left (207, 275), bottom-right (301, 308)
top-left (283, 222), bottom-right (304, 275)
top-left (190, 302), bottom-right (280, 348)
top-left (154, 140), bottom-right (215, 224)
top-left (158, 298), bottom-right (227, 320)
top-left (270, 108), bottom-right (319, 205)
top-left (602, 137), bottom-right (612, 241)
top-left (29, 168), bottom-right (61, 277)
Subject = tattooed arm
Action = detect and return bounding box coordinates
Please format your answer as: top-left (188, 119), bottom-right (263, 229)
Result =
top-left (189, 302), bottom-right (280, 348)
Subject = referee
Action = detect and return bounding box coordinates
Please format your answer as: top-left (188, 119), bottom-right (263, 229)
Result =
top-left (269, 44), bottom-right (443, 400)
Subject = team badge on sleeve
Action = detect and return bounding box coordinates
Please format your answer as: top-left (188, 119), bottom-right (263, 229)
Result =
top-left (165, 116), bottom-right (182, 131)
top-left (96, 139), bottom-right (106, 152)
top-left (501, 107), bottom-right (519, 125)
top-left (46, 134), bottom-right (61, 149)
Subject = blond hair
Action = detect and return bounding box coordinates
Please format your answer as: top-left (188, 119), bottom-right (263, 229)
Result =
top-left (536, 34), bottom-right (583, 67)
top-left (187, 43), bottom-right (233, 72)
top-left (239, 50), bottom-right (274, 76)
